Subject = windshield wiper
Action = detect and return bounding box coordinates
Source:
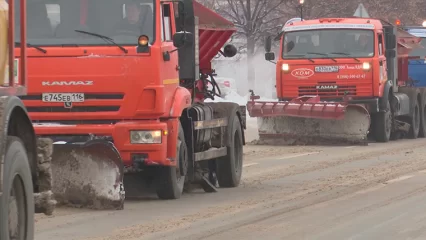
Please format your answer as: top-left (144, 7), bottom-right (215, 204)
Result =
top-left (307, 52), bottom-right (337, 62)
top-left (329, 52), bottom-right (360, 62)
top-left (285, 54), bottom-right (315, 63)
top-left (75, 30), bottom-right (128, 53)
top-left (15, 42), bottom-right (46, 53)
top-left (307, 52), bottom-right (327, 56)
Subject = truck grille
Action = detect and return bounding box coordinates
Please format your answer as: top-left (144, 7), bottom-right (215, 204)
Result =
top-left (298, 84), bottom-right (356, 97)
top-left (20, 93), bottom-right (124, 113)
top-left (19, 93), bottom-right (124, 100)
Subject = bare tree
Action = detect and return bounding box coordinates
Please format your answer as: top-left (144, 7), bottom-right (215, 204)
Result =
top-left (196, 0), bottom-right (217, 9)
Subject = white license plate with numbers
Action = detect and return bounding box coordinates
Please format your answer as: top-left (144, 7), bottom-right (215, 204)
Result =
top-left (42, 93), bottom-right (85, 102)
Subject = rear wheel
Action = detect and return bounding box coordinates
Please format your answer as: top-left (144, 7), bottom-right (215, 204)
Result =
top-left (418, 89), bottom-right (426, 138)
top-left (156, 124), bottom-right (188, 199)
top-left (374, 98), bottom-right (392, 142)
top-left (408, 99), bottom-right (421, 139)
top-left (216, 116), bottom-right (243, 187)
top-left (0, 136), bottom-right (35, 240)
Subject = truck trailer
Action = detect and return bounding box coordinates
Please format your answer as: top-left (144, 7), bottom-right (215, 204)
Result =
top-left (19, 0), bottom-right (245, 208)
top-left (247, 17), bottom-right (425, 145)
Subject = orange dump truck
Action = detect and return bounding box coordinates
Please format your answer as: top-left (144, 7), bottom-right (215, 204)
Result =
top-left (18, 0), bottom-right (245, 208)
top-left (1, 0), bottom-right (55, 239)
top-left (248, 18), bottom-right (425, 145)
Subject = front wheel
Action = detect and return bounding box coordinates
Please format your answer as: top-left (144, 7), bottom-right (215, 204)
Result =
top-left (216, 116), bottom-right (243, 188)
top-left (373, 98), bottom-right (392, 142)
top-left (156, 124), bottom-right (188, 200)
top-left (0, 136), bottom-right (35, 240)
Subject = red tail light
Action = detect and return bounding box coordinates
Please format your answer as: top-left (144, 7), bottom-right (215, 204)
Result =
top-left (224, 81), bottom-right (230, 87)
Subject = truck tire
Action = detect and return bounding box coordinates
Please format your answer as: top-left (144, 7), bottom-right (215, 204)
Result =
top-left (216, 115), bottom-right (243, 188)
top-left (408, 98), bottom-right (421, 139)
top-left (418, 88), bottom-right (426, 138)
top-left (156, 124), bottom-right (187, 199)
top-left (373, 97), bottom-right (392, 142)
top-left (0, 136), bottom-right (35, 240)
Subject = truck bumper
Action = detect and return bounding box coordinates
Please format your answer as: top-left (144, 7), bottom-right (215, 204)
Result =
top-left (33, 121), bottom-right (172, 167)
top-left (280, 97), bottom-right (380, 114)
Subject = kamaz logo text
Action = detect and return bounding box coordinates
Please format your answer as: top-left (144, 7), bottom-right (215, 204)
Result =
top-left (316, 85), bottom-right (338, 90)
top-left (42, 81), bottom-right (94, 86)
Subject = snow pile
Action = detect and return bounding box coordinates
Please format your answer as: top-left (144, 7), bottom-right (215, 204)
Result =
top-left (205, 89), bottom-right (248, 106)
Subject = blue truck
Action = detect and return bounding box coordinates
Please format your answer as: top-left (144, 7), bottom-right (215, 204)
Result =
top-left (403, 26), bottom-right (426, 87)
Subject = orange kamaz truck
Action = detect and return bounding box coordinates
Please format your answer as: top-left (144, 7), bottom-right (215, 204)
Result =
top-left (248, 18), bottom-right (425, 145)
top-left (19, 0), bottom-right (245, 205)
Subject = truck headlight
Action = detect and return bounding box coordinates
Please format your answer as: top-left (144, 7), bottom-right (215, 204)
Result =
top-left (130, 130), bottom-right (162, 144)
top-left (282, 63), bottom-right (290, 71)
top-left (362, 62), bottom-right (371, 70)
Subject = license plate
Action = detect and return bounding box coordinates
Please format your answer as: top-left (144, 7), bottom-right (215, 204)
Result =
top-left (42, 93), bottom-right (85, 102)
top-left (315, 66), bottom-right (339, 73)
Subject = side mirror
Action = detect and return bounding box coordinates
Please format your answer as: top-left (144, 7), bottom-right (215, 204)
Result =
top-left (265, 52), bottom-right (275, 61)
top-left (385, 49), bottom-right (396, 58)
top-left (223, 44), bottom-right (237, 57)
top-left (177, 2), bottom-right (185, 17)
top-left (265, 36), bottom-right (272, 52)
top-left (173, 31), bottom-right (194, 48)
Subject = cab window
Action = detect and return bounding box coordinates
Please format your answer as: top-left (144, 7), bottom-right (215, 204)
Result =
top-left (15, 0), bottom-right (155, 46)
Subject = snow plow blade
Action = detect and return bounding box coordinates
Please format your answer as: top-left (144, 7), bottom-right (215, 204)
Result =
top-left (50, 140), bottom-right (125, 210)
top-left (247, 96), bottom-right (371, 145)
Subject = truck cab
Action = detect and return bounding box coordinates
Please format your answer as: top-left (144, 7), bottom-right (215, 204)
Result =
top-left (271, 18), bottom-right (383, 103)
top-left (17, 0), bottom-right (185, 162)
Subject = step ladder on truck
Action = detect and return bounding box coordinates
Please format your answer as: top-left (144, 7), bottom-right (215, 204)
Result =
top-left (0, 0), bottom-right (56, 239)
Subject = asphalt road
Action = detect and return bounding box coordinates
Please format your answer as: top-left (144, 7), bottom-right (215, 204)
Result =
top-left (34, 133), bottom-right (426, 240)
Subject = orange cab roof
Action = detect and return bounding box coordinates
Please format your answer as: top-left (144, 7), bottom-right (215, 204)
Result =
top-left (283, 18), bottom-right (382, 32)
top-left (282, 17), bottom-right (423, 51)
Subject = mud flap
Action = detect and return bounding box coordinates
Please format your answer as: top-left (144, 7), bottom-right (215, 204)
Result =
top-left (51, 140), bottom-right (125, 210)
top-left (255, 105), bottom-right (371, 145)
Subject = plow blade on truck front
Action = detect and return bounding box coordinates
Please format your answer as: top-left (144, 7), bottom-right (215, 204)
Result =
top-left (49, 139), bottom-right (125, 210)
top-left (247, 96), bottom-right (371, 145)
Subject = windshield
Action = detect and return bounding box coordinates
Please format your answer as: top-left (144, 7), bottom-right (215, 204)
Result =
top-left (282, 29), bottom-right (375, 59)
top-left (409, 38), bottom-right (426, 56)
top-left (14, 0), bottom-right (154, 46)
